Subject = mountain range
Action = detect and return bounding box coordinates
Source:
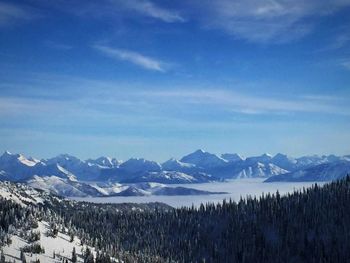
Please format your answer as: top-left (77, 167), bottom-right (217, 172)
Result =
top-left (1, 150), bottom-right (350, 197)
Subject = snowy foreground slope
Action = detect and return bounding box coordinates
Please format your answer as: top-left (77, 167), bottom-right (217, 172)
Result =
top-left (0, 182), bottom-right (99, 262)
top-left (0, 181), bottom-right (172, 262)
top-left (3, 221), bottom-right (106, 263)
top-left (1, 150), bottom-right (350, 197)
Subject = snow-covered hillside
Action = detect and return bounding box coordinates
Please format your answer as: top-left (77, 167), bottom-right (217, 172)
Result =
top-left (2, 221), bottom-right (109, 263)
top-left (0, 181), bottom-right (172, 263)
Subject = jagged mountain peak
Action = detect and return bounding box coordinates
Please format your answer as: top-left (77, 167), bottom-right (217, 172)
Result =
top-left (0, 151), bottom-right (37, 167)
top-left (273, 153), bottom-right (286, 158)
top-left (1, 150), bottom-right (21, 159)
top-left (180, 149), bottom-right (227, 168)
top-left (221, 153), bottom-right (244, 162)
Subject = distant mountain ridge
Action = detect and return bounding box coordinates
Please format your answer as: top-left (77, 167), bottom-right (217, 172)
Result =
top-left (1, 150), bottom-right (350, 196)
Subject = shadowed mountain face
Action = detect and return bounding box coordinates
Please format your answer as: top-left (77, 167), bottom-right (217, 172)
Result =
top-left (1, 150), bottom-right (350, 196)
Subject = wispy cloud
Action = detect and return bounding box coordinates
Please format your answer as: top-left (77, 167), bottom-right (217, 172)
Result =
top-left (340, 59), bottom-right (350, 70)
top-left (64, 0), bottom-right (185, 23)
top-left (0, 2), bottom-right (37, 27)
top-left (1, 72), bottom-right (349, 118)
top-left (120, 0), bottom-right (185, 23)
top-left (190, 0), bottom-right (350, 43)
top-left (93, 45), bottom-right (167, 72)
top-left (319, 34), bottom-right (350, 52)
top-left (141, 89), bottom-right (350, 116)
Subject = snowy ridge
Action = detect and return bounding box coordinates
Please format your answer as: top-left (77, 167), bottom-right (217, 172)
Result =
top-left (0, 181), bottom-right (59, 206)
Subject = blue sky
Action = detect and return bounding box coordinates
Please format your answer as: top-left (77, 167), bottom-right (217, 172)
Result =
top-left (0, 0), bottom-right (350, 161)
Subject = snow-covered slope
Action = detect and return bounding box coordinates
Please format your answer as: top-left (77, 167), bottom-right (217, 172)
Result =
top-left (266, 161), bottom-right (350, 182)
top-left (33, 163), bottom-right (77, 181)
top-left (295, 155), bottom-right (329, 168)
top-left (2, 221), bottom-right (108, 263)
top-left (109, 182), bottom-right (227, 196)
top-left (0, 181), bottom-right (60, 206)
top-left (0, 152), bottom-right (77, 182)
top-left (120, 170), bottom-right (213, 184)
top-left (271, 153), bottom-right (297, 171)
top-left (0, 151), bottom-right (38, 181)
top-left (45, 154), bottom-right (100, 181)
top-left (233, 162), bottom-right (288, 179)
top-left (27, 176), bottom-right (103, 197)
top-left (89, 181), bottom-right (225, 197)
top-left (86, 156), bottom-right (121, 168)
top-left (162, 158), bottom-right (196, 172)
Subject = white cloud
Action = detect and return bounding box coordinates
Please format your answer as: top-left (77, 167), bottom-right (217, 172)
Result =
top-left (0, 2), bottom-right (36, 27)
top-left (93, 45), bottom-right (166, 72)
top-left (120, 0), bottom-right (185, 23)
top-left (190, 0), bottom-right (350, 43)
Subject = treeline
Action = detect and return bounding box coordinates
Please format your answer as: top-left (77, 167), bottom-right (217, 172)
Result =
top-left (51, 176), bottom-right (350, 262)
top-left (0, 196), bottom-right (28, 246)
top-left (1, 177), bottom-right (350, 262)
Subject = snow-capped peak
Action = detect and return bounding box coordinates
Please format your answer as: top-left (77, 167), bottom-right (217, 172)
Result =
top-left (221, 153), bottom-right (244, 162)
top-left (0, 151), bottom-right (37, 167)
top-left (1, 150), bottom-right (17, 160)
top-left (180, 149), bottom-right (227, 168)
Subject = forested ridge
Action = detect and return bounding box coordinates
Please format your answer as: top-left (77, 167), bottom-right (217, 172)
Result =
top-left (1, 177), bottom-right (350, 262)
